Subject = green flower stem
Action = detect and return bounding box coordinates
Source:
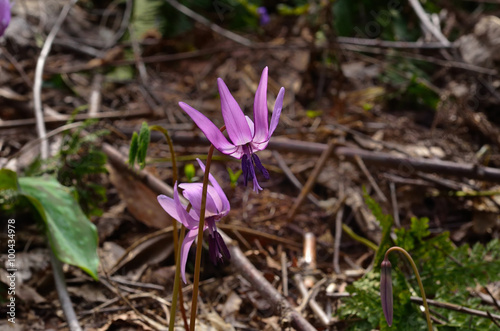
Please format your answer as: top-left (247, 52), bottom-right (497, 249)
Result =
top-left (385, 247), bottom-right (433, 331)
top-left (189, 125), bottom-right (225, 331)
top-left (342, 223), bottom-right (378, 251)
top-left (150, 125), bottom-right (187, 331)
top-left (150, 125), bottom-right (178, 182)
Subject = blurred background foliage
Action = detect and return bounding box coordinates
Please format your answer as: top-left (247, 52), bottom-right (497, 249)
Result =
top-left (117, 0), bottom-right (500, 113)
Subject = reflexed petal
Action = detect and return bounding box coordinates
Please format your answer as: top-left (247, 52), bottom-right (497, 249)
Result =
top-left (253, 67), bottom-right (269, 144)
top-left (179, 183), bottom-right (219, 216)
top-left (157, 194), bottom-right (180, 221)
top-left (227, 145), bottom-right (245, 159)
top-left (196, 159), bottom-right (230, 214)
top-left (207, 186), bottom-right (223, 215)
top-left (245, 116), bottom-right (255, 137)
top-left (179, 102), bottom-right (237, 155)
top-left (173, 182), bottom-right (198, 229)
top-left (217, 78), bottom-right (253, 146)
top-left (180, 229), bottom-right (198, 283)
top-left (268, 87), bottom-right (285, 138)
top-left (250, 140), bottom-right (269, 152)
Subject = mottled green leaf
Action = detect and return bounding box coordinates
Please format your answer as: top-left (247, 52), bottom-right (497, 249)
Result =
top-left (0, 169), bottom-right (21, 208)
top-left (19, 176), bottom-right (99, 280)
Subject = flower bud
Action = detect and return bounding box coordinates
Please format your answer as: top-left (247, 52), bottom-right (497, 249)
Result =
top-left (380, 259), bottom-right (393, 326)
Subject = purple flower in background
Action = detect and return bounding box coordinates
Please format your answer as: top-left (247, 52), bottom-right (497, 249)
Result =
top-left (157, 159), bottom-right (230, 283)
top-left (0, 0), bottom-right (11, 37)
top-left (257, 7), bottom-right (270, 26)
top-left (179, 67), bottom-right (285, 192)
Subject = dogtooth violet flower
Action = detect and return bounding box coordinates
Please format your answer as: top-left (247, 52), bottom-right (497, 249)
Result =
top-left (257, 7), bottom-right (270, 26)
top-left (179, 67), bottom-right (285, 192)
top-left (0, 0), bottom-right (11, 37)
top-left (157, 159), bottom-right (230, 283)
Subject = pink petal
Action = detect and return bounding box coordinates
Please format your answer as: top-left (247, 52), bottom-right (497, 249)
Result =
top-left (246, 116), bottom-right (255, 137)
top-left (227, 145), bottom-right (245, 159)
top-left (179, 102), bottom-right (237, 155)
top-left (252, 67), bottom-right (269, 144)
top-left (180, 229), bottom-right (198, 283)
top-left (157, 194), bottom-right (180, 221)
top-left (268, 87), bottom-right (285, 138)
top-left (179, 183), bottom-right (219, 216)
top-left (0, 0), bottom-right (11, 37)
top-left (173, 182), bottom-right (199, 229)
top-left (217, 78), bottom-right (253, 146)
top-left (196, 158), bottom-right (230, 214)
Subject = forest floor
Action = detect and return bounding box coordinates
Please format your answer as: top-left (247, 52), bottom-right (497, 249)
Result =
top-left (1, 1), bottom-right (500, 330)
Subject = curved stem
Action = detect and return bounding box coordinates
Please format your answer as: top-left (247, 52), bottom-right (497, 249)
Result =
top-left (385, 247), bottom-right (433, 331)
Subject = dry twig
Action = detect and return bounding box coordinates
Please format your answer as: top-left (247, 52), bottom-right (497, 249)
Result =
top-left (407, 0), bottom-right (451, 46)
top-left (163, 0), bottom-right (252, 46)
top-left (287, 139), bottom-right (337, 220)
top-left (229, 244), bottom-right (317, 331)
top-left (32, 1), bottom-right (82, 330)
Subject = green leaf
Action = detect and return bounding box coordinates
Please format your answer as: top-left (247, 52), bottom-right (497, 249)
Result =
top-left (19, 176), bottom-right (99, 280)
top-left (409, 217), bottom-right (430, 240)
top-left (106, 66), bottom-right (134, 81)
top-left (131, 0), bottom-right (166, 38)
top-left (128, 131), bottom-right (139, 167)
top-left (137, 122), bottom-right (151, 169)
top-left (227, 167), bottom-right (242, 188)
top-left (0, 169), bottom-right (21, 209)
top-left (0, 169), bottom-right (19, 191)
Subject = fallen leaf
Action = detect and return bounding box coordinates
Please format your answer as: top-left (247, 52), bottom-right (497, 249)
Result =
top-left (108, 164), bottom-right (171, 229)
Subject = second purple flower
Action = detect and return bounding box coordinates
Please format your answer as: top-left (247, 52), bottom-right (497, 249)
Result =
top-left (157, 159), bottom-right (230, 283)
top-left (179, 67), bottom-right (285, 192)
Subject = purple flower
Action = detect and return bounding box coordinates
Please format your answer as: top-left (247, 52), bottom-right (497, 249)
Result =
top-left (179, 67), bottom-right (285, 192)
top-left (257, 7), bottom-right (270, 26)
top-left (157, 159), bottom-right (230, 283)
top-left (0, 0), bottom-right (11, 37)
